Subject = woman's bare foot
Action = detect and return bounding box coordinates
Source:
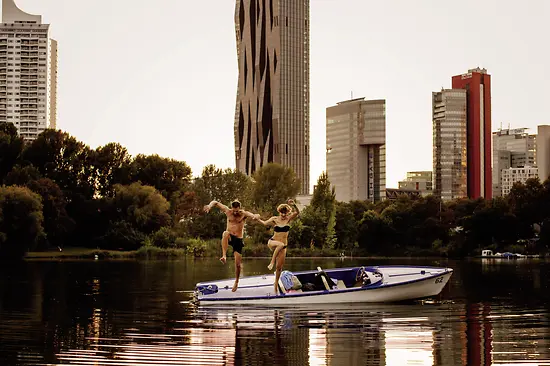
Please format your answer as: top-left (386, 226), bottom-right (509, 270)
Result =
top-left (219, 256), bottom-right (227, 264)
top-left (232, 282), bottom-right (238, 292)
top-left (267, 262), bottom-right (274, 271)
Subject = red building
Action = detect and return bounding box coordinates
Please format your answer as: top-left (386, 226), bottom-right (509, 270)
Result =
top-left (452, 68), bottom-right (492, 199)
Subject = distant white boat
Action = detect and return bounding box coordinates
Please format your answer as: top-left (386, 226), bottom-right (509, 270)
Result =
top-left (481, 249), bottom-right (531, 259)
top-left (194, 265), bottom-right (453, 306)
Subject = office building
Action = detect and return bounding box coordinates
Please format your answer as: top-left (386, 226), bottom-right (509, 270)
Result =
top-left (492, 127), bottom-right (536, 196)
top-left (326, 98), bottom-right (386, 203)
top-left (501, 167), bottom-right (538, 196)
top-left (398, 171), bottom-right (433, 196)
top-left (0, 0), bottom-right (58, 141)
top-left (234, 0), bottom-right (310, 194)
top-left (433, 89), bottom-right (467, 201)
top-left (537, 125), bottom-right (550, 183)
top-left (451, 67), bottom-right (492, 199)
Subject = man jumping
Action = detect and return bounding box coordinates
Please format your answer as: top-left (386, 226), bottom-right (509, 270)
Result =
top-left (204, 200), bottom-right (259, 292)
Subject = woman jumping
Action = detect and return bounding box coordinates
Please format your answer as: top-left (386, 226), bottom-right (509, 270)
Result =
top-left (256, 199), bottom-right (300, 294)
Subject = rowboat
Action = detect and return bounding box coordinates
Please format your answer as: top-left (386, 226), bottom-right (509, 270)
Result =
top-left (193, 265), bottom-right (453, 306)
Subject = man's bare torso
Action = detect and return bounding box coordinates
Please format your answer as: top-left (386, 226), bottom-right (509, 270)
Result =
top-left (226, 210), bottom-right (247, 237)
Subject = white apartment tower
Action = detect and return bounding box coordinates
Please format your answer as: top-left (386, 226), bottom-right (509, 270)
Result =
top-left (0, 0), bottom-right (57, 141)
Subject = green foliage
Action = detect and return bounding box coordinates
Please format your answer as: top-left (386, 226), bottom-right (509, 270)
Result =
top-left (128, 154), bottom-right (192, 201)
top-left (298, 172), bottom-right (337, 249)
top-left (151, 227), bottom-right (177, 249)
top-left (0, 123), bottom-right (24, 183)
top-left (4, 165), bottom-right (41, 186)
top-left (27, 178), bottom-right (74, 248)
top-left (93, 142), bottom-right (132, 197)
top-left (251, 163), bottom-right (300, 212)
top-left (21, 129), bottom-right (96, 200)
top-left (0, 185), bottom-right (45, 259)
top-left (179, 165), bottom-right (253, 238)
top-left (102, 221), bottom-right (147, 251)
top-left (110, 183), bottom-right (171, 234)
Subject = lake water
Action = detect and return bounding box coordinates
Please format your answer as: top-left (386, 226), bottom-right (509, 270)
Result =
top-left (1, 257), bottom-right (549, 366)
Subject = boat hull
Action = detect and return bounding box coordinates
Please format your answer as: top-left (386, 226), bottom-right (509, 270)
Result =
top-left (194, 265), bottom-right (453, 306)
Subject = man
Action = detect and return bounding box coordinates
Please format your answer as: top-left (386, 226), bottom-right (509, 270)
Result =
top-left (203, 199), bottom-right (259, 292)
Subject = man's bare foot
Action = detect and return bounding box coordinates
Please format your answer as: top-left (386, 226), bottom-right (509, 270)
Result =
top-left (219, 256), bottom-right (227, 264)
top-left (232, 282), bottom-right (238, 292)
top-left (267, 262), bottom-right (274, 271)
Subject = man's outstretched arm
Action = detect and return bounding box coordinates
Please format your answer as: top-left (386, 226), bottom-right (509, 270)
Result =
top-left (204, 200), bottom-right (230, 213)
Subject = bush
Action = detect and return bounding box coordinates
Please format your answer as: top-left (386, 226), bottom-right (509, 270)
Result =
top-left (151, 227), bottom-right (177, 248)
top-left (102, 221), bottom-right (146, 251)
top-left (186, 238), bottom-right (207, 257)
top-left (0, 185), bottom-right (45, 259)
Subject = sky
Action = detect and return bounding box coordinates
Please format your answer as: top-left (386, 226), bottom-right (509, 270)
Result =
top-left (8, 0), bottom-right (550, 191)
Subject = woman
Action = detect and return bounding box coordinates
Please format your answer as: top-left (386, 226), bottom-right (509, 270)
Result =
top-left (257, 199), bottom-right (300, 294)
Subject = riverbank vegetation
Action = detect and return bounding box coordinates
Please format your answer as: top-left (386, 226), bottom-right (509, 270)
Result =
top-left (1, 124), bottom-right (549, 260)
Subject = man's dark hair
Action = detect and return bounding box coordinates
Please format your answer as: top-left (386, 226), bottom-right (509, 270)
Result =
top-left (231, 200), bottom-right (241, 208)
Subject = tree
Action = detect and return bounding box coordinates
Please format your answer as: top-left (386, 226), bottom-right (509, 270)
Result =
top-left (176, 166), bottom-right (252, 239)
top-left (0, 185), bottom-right (44, 259)
top-left (250, 163), bottom-right (300, 212)
top-left (334, 202), bottom-right (358, 251)
top-left (3, 165), bottom-right (41, 186)
top-left (93, 142), bottom-right (132, 197)
top-left (300, 172), bottom-right (337, 249)
top-left (27, 178), bottom-right (74, 248)
top-left (21, 129), bottom-right (96, 200)
top-left (128, 154), bottom-right (192, 201)
top-left (110, 183), bottom-right (171, 234)
top-left (0, 122), bottom-right (24, 183)
top-left (508, 178), bottom-right (549, 238)
top-left (357, 210), bottom-right (392, 254)
top-left (193, 165), bottom-right (252, 206)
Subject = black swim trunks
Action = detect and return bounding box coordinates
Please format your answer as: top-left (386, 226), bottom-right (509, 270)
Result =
top-left (229, 234), bottom-right (244, 254)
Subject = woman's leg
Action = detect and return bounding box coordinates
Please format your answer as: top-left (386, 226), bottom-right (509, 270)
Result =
top-left (273, 247), bottom-right (287, 294)
top-left (267, 239), bottom-right (286, 271)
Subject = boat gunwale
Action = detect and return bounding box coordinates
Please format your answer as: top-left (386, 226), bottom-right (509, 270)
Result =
top-left (195, 265), bottom-right (453, 287)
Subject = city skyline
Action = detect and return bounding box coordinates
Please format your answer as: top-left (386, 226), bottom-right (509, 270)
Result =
top-left (2, 0), bottom-right (549, 189)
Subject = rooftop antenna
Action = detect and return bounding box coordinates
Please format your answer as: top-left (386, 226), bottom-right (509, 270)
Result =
top-left (351, 91), bottom-right (353, 100)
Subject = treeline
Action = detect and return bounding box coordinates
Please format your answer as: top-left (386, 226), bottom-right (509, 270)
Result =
top-left (1, 123), bottom-right (549, 259)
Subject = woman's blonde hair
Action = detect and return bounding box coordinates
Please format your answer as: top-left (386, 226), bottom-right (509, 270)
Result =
top-left (277, 204), bottom-right (292, 215)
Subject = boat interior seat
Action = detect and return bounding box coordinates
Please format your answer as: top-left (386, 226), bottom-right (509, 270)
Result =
top-left (336, 280), bottom-right (346, 290)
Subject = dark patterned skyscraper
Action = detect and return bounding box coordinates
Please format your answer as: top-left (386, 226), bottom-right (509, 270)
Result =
top-left (234, 0), bottom-right (310, 194)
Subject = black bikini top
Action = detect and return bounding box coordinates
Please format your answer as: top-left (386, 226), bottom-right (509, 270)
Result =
top-left (273, 225), bottom-right (290, 233)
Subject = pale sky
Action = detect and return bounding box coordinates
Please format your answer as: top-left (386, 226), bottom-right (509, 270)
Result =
top-left (9, 0), bottom-right (550, 191)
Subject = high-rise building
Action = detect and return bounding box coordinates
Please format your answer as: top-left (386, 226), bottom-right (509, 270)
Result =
top-left (0, 0), bottom-right (58, 142)
top-left (451, 68), bottom-right (492, 199)
top-left (398, 171), bottom-right (433, 196)
top-left (432, 89), bottom-right (467, 201)
top-left (234, 0), bottom-right (310, 194)
top-left (501, 167), bottom-right (538, 196)
top-left (492, 127), bottom-right (537, 196)
top-left (537, 125), bottom-right (550, 183)
top-left (326, 98), bottom-right (386, 203)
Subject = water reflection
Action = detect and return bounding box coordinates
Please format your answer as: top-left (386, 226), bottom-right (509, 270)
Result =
top-left (1, 259), bottom-right (550, 365)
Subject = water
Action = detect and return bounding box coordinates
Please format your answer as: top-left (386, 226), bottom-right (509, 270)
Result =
top-left (1, 257), bottom-right (549, 366)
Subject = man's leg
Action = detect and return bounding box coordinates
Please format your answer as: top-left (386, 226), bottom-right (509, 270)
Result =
top-left (220, 231), bottom-right (230, 264)
top-left (232, 252), bottom-right (242, 292)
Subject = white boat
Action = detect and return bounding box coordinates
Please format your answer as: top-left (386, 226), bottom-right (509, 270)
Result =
top-left (193, 265), bottom-right (453, 306)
